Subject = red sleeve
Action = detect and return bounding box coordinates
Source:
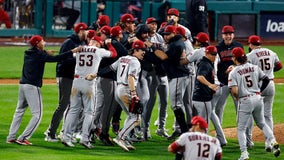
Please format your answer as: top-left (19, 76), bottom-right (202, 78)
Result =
top-left (274, 61), bottom-right (282, 72)
top-left (106, 43), bottom-right (117, 58)
top-left (215, 153), bottom-right (222, 160)
top-left (168, 142), bottom-right (181, 153)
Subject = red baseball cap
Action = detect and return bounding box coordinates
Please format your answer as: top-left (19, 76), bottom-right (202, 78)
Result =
top-left (248, 35), bottom-right (261, 45)
top-left (195, 32), bottom-right (209, 43)
top-left (162, 25), bottom-right (176, 35)
top-left (100, 25), bottom-right (111, 35)
top-left (110, 26), bottom-right (122, 37)
top-left (159, 22), bottom-right (167, 29)
top-left (121, 13), bottom-right (135, 23)
top-left (87, 30), bottom-right (96, 39)
top-left (0, 0), bottom-right (4, 4)
top-left (91, 36), bottom-right (103, 45)
top-left (30, 35), bottom-right (43, 46)
top-left (176, 26), bottom-right (186, 38)
top-left (132, 40), bottom-right (146, 50)
top-left (74, 22), bottom-right (88, 33)
top-left (222, 25), bottom-right (234, 34)
top-left (232, 47), bottom-right (245, 58)
top-left (205, 45), bottom-right (218, 55)
top-left (146, 17), bottom-right (158, 24)
top-left (167, 8), bottom-right (179, 17)
top-left (97, 15), bottom-right (110, 26)
top-left (191, 116), bottom-right (208, 129)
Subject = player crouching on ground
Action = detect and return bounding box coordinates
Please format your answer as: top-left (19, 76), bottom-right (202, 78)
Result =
top-left (168, 116), bottom-right (222, 160)
top-left (228, 47), bottom-right (281, 160)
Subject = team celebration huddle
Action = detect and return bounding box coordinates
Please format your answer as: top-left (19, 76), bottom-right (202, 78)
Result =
top-left (5, 6), bottom-right (283, 160)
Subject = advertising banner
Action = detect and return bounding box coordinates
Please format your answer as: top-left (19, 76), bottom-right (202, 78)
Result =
top-left (260, 13), bottom-right (284, 39)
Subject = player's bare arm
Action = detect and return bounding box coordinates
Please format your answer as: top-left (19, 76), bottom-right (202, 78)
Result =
top-left (85, 73), bottom-right (97, 81)
top-left (153, 49), bottom-right (168, 60)
top-left (229, 86), bottom-right (238, 100)
top-left (45, 50), bottom-right (58, 55)
top-left (197, 75), bottom-right (218, 92)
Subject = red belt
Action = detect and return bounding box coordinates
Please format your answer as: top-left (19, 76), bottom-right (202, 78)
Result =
top-left (74, 74), bottom-right (84, 79)
top-left (240, 92), bottom-right (260, 99)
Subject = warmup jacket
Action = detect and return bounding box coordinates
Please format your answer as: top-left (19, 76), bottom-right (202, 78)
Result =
top-left (163, 35), bottom-right (189, 79)
top-left (56, 34), bottom-right (85, 79)
top-left (20, 47), bottom-right (73, 87)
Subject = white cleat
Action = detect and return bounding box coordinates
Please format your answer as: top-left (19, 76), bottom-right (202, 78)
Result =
top-left (113, 137), bottom-right (129, 152)
top-left (238, 151), bottom-right (249, 160)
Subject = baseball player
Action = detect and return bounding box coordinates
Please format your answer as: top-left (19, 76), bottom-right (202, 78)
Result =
top-left (6, 35), bottom-right (81, 145)
top-left (153, 25), bottom-right (189, 138)
top-left (92, 25), bottom-right (128, 146)
top-left (228, 47), bottom-right (280, 160)
top-left (192, 46), bottom-right (218, 124)
top-left (45, 22), bottom-right (87, 142)
top-left (145, 17), bottom-right (169, 138)
top-left (214, 25), bottom-right (253, 147)
top-left (111, 13), bottom-right (137, 135)
top-left (181, 32), bottom-right (227, 147)
top-left (168, 116), bottom-right (222, 160)
top-left (61, 36), bottom-right (117, 149)
top-left (246, 35), bottom-right (283, 150)
top-left (89, 14), bottom-right (110, 31)
top-left (166, 8), bottom-right (193, 42)
top-left (110, 40), bottom-right (146, 151)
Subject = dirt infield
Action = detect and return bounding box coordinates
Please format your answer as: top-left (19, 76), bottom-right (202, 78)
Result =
top-left (213, 123), bottom-right (284, 144)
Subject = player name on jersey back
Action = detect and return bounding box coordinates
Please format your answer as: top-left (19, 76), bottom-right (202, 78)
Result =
top-left (255, 50), bottom-right (270, 57)
top-left (236, 67), bottom-right (255, 76)
top-left (79, 47), bottom-right (97, 53)
top-left (187, 134), bottom-right (218, 144)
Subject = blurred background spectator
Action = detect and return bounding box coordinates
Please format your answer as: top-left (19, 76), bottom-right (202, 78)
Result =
top-left (53, 0), bottom-right (80, 30)
top-left (0, 0), bottom-right (12, 28)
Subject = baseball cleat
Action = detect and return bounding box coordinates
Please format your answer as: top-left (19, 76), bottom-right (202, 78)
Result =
top-left (62, 141), bottom-right (75, 147)
top-left (16, 139), bottom-right (32, 145)
top-left (272, 142), bottom-right (281, 157)
top-left (6, 139), bottom-right (17, 144)
top-left (238, 151), bottom-right (249, 160)
top-left (113, 137), bottom-right (129, 152)
top-left (80, 141), bottom-right (94, 149)
top-left (123, 140), bottom-right (136, 150)
top-left (45, 135), bottom-right (59, 142)
top-left (265, 146), bottom-right (272, 152)
top-left (155, 129), bottom-right (169, 138)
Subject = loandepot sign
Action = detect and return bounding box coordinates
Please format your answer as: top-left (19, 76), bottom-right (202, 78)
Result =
top-left (260, 13), bottom-right (284, 39)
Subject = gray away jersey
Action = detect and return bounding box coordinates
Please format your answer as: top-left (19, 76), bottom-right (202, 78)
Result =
top-left (228, 63), bottom-right (266, 98)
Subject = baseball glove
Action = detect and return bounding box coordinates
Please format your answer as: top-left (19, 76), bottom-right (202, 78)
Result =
top-left (129, 96), bottom-right (143, 114)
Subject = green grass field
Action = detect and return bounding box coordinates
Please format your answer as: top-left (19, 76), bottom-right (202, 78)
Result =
top-left (0, 46), bottom-right (283, 159)
top-left (0, 45), bottom-right (283, 79)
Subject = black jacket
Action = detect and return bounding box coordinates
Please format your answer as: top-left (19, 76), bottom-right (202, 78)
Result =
top-left (20, 47), bottom-right (73, 87)
top-left (163, 35), bottom-right (189, 79)
top-left (216, 40), bottom-right (243, 85)
top-left (192, 56), bottom-right (214, 101)
top-left (56, 33), bottom-right (85, 78)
